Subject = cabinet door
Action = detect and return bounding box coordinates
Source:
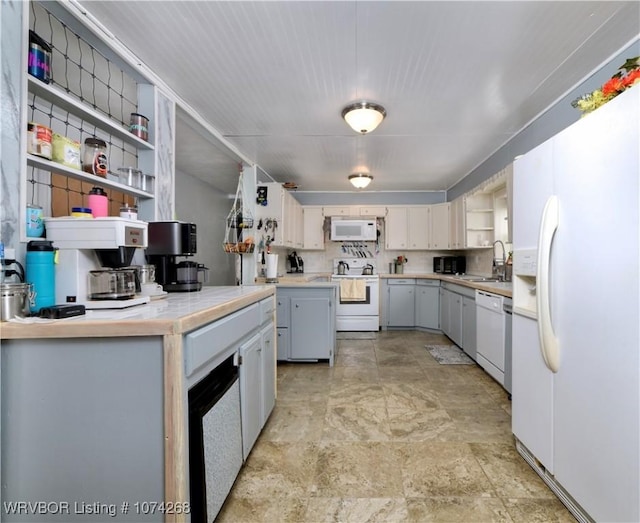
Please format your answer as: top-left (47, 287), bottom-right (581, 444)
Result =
top-left (416, 284), bottom-right (439, 330)
top-left (359, 206), bottom-right (386, 217)
top-left (385, 207), bottom-right (408, 249)
top-left (440, 288), bottom-right (450, 336)
top-left (448, 292), bottom-right (463, 346)
top-left (430, 203), bottom-right (450, 249)
top-left (323, 206), bottom-right (355, 217)
top-left (290, 297), bottom-right (332, 360)
top-left (303, 207), bottom-right (325, 250)
top-left (276, 327), bottom-right (289, 360)
top-left (407, 206), bottom-right (429, 250)
top-left (387, 285), bottom-right (415, 327)
top-left (450, 197), bottom-right (465, 249)
top-left (261, 322), bottom-right (276, 424)
top-left (239, 333), bottom-right (262, 459)
top-left (461, 296), bottom-right (477, 360)
top-left (276, 295), bottom-right (290, 328)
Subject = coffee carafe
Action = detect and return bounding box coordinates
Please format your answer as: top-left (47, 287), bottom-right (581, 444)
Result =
top-left (146, 221), bottom-right (207, 292)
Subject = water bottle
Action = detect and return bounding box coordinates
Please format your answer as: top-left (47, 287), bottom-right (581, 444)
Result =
top-left (26, 240), bottom-right (56, 313)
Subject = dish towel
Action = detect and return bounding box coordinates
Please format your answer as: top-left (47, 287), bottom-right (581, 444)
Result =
top-left (340, 279), bottom-right (366, 301)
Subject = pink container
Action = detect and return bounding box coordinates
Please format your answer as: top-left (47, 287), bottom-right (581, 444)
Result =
top-left (87, 187), bottom-right (108, 217)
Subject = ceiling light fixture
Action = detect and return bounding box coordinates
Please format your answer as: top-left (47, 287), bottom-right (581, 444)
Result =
top-left (349, 173), bottom-right (373, 189)
top-left (342, 102), bottom-right (387, 134)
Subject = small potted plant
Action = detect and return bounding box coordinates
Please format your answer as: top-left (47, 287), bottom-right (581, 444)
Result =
top-left (395, 255), bottom-right (408, 274)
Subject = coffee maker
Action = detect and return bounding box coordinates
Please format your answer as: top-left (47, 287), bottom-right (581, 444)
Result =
top-left (146, 221), bottom-right (208, 292)
top-left (287, 251), bottom-right (304, 273)
top-left (44, 217), bottom-right (150, 309)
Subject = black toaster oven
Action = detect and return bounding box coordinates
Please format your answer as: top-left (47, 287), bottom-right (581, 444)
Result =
top-left (433, 256), bottom-right (466, 274)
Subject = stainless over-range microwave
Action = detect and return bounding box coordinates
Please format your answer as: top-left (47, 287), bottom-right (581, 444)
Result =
top-left (433, 256), bottom-right (466, 274)
top-left (330, 218), bottom-right (377, 241)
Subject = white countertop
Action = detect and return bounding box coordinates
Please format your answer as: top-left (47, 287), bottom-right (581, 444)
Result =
top-left (1, 285), bottom-right (275, 339)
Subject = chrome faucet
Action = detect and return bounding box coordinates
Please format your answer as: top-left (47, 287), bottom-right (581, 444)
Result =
top-left (492, 240), bottom-right (507, 281)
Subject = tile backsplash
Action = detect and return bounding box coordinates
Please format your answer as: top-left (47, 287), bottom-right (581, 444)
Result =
top-left (261, 220), bottom-right (502, 277)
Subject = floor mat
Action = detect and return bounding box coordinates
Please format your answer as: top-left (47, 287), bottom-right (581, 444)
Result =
top-left (336, 332), bottom-right (377, 340)
top-left (426, 344), bottom-right (475, 365)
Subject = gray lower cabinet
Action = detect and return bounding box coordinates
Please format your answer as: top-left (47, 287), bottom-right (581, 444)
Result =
top-left (448, 291), bottom-right (463, 347)
top-left (415, 280), bottom-right (440, 330)
top-left (260, 322), bottom-right (276, 425)
top-left (276, 327), bottom-right (289, 360)
top-left (440, 287), bottom-right (450, 335)
top-left (440, 282), bottom-right (476, 359)
top-left (387, 279), bottom-right (416, 327)
top-left (239, 332), bottom-right (262, 460)
top-left (276, 286), bottom-right (336, 366)
top-left (461, 296), bottom-right (477, 360)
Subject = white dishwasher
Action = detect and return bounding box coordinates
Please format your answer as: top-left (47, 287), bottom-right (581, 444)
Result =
top-left (475, 290), bottom-right (506, 387)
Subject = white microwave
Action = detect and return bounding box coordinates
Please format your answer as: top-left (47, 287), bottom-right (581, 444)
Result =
top-left (330, 218), bottom-right (377, 241)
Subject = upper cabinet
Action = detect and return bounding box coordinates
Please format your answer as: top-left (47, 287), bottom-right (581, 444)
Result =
top-left (385, 206), bottom-right (430, 250)
top-left (464, 191), bottom-right (495, 248)
top-left (322, 205), bottom-right (386, 218)
top-left (255, 182), bottom-right (303, 249)
top-left (302, 207), bottom-right (325, 250)
top-left (430, 202), bottom-right (450, 250)
top-left (450, 196), bottom-right (465, 250)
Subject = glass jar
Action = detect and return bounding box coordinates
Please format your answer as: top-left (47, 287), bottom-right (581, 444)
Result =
top-left (119, 204), bottom-right (138, 220)
top-left (117, 167), bottom-right (142, 189)
top-left (83, 137), bottom-right (108, 177)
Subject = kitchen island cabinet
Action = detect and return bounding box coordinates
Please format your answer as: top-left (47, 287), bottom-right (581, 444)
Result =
top-left (0, 286), bottom-right (275, 523)
top-left (275, 284), bottom-right (337, 366)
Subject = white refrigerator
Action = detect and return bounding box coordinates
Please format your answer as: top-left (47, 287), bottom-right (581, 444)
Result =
top-left (511, 84), bottom-right (639, 523)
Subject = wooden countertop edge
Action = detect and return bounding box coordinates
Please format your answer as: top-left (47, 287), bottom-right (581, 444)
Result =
top-left (0, 287), bottom-right (275, 340)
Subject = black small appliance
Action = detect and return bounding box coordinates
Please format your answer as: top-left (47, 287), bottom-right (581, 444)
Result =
top-left (146, 221), bottom-right (206, 292)
top-left (433, 256), bottom-right (466, 274)
top-left (287, 252), bottom-right (304, 273)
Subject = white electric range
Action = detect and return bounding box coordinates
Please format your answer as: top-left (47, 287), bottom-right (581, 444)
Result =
top-left (330, 259), bottom-right (379, 331)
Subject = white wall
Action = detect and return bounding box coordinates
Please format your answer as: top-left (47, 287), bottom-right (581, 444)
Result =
top-left (175, 170), bottom-right (236, 286)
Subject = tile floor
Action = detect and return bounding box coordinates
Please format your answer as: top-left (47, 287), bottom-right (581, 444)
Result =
top-left (217, 330), bottom-right (576, 522)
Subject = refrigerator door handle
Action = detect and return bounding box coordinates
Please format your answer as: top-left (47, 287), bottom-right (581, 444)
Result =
top-left (536, 195), bottom-right (560, 372)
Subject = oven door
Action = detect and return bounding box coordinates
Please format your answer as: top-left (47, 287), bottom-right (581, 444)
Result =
top-left (333, 277), bottom-right (379, 316)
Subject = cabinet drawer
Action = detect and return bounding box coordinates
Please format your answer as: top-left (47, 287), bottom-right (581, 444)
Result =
top-left (388, 279), bottom-right (416, 285)
top-left (185, 304), bottom-right (260, 377)
top-left (259, 296), bottom-right (275, 325)
top-left (416, 279), bottom-right (440, 287)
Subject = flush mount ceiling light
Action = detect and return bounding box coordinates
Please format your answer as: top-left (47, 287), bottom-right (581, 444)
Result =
top-left (349, 173), bottom-right (373, 189)
top-left (342, 102), bottom-right (387, 134)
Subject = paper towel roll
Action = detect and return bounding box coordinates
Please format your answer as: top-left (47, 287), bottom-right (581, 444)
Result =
top-left (266, 254), bottom-right (278, 279)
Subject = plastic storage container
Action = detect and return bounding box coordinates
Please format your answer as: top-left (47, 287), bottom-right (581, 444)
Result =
top-left (87, 187), bottom-right (108, 217)
top-left (26, 240), bottom-right (56, 313)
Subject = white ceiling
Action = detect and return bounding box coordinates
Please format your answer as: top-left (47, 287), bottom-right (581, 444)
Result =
top-left (77, 1), bottom-right (639, 194)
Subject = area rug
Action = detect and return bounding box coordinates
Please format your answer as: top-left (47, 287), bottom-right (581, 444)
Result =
top-left (337, 332), bottom-right (377, 340)
top-left (426, 344), bottom-right (475, 365)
